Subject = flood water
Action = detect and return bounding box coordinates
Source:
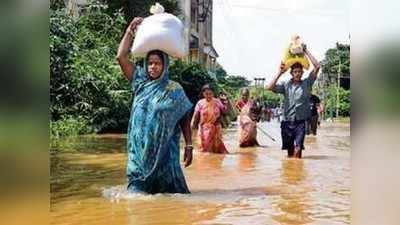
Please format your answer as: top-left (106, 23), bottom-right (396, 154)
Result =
top-left (50, 121), bottom-right (350, 225)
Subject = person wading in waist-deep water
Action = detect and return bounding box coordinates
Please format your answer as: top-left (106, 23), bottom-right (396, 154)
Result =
top-left (117, 17), bottom-right (194, 194)
top-left (236, 88), bottom-right (261, 147)
top-left (235, 88), bottom-right (249, 113)
top-left (218, 91), bottom-right (235, 128)
top-left (191, 85), bottom-right (229, 154)
top-left (266, 44), bottom-right (320, 159)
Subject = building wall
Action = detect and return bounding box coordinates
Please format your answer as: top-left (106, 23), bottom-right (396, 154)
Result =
top-left (66, 0), bottom-right (87, 17)
top-left (178, 0), bottom-right (191, 59)
top-left (180, 0), bottom-right (217, 70)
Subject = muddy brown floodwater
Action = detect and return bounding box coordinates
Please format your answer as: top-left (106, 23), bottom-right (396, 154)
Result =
top-left (51, 120), bottom-right (350, 225)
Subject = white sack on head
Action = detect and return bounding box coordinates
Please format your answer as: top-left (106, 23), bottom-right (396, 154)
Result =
top-left (130, 3), bottom-right (185, 58)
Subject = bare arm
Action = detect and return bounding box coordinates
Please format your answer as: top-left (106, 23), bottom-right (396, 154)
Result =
top-left (235, 102), bottom-right (242, 112)
top-left (266, 63), bottom-right (286, 91)
top-left (116, 17), bottom-right (143, 82)
top-left (218, 98), bottom-right (228, 114)
top-left (179, 113), bottom-right (193, 167)
top-left (191, 111), bottom-right (200, 130)
top-left (303, 45), bottom-right (321, 80)
top-left (225, 98), bottom-right (234, 113)
top-left (180, 112), bottom-right (193, 147)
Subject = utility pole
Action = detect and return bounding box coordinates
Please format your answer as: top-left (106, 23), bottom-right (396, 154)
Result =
top-left (253, 78), bottom-right (258, 99)
top-left (261, 78), bottom-right (265, 100)
top-left (254, 77), bottom-right (265, 99)
top-left (336, 44), bottom-right (341, 120)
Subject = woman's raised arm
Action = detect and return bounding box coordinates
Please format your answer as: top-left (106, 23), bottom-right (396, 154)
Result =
top-left (116, 17), bottom-right (143, 82)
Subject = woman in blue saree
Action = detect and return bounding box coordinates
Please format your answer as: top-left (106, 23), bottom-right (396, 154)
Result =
top-left (116, 17), bottom-right (194, 194)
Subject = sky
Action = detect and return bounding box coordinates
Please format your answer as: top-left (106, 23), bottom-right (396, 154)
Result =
top-left (212, 0), bottom-right (350, 83)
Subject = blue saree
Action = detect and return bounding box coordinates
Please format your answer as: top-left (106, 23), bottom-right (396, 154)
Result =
top-left (126, 51), bottom-right (193, 194)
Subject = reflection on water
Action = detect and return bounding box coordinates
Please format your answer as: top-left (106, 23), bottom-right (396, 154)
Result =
top-left (51, 121), bottom-right (350, 225)
top-left (273, 160), bottom-right (312, 225)
top-left (237, 150), bottom-right (257, 172)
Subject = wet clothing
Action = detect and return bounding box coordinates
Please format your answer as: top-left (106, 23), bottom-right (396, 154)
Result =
top-left (306, 115), bottom-right (319, 135)
top-left (219, 97), bottom-right (235, 128)
top-left (272, 75), bottom-right (316, 154)
top-left (194, 98), bottom-right (229, 154)
top-left (235, 99), bottom-right (247, 112)
top-left (239, 101), bottom-right (259, 147)
top-left (307, 94), bottom-right (321, 135)
top-left (281, 120), bottom-right (306, 151)
top-left (126, 52), bottom-right (193, 194)
top-left (272, 75), bottom-right (316, 121)
top-left (310, 94), bottom-right (321, 116)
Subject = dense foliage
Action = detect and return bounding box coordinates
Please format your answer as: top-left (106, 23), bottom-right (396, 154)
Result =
top-left (50, 4), bottom-right (132, 135)
top-left (319, 43), bottom-right (351, 117)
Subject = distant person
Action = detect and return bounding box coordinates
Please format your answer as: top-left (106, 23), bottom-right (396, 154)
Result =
top-left (237, 89), bottom-right (261, 147)
top-left (261, 104), bottom-right (268, 121)
top-left (266, 107), bottom-right (273, 122)
top-left (191, 85), bottom-right (229, 154)
top-left (235, 88), bottom-right (250, 112)
top-left (267, 44), bottom-right (320, 158)
top-left (306, 94), bottom-right (321, 135)
top-left (219, 92), bottom-right (234, 128)
top-left (271, 107), bottom-right (278, 121)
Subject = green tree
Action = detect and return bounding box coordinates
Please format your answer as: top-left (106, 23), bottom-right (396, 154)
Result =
top-left (50, 3), bottom-right (132, 135)
top-left (325, 86), bottom-right (351, 117)
top-left (208, 64), bottom-right (251, 100)
top-left (219, 75), bottom-right (249, 98)
top-left (319, 42), bottom-right (351, 118)
top-left (169, 60), bottom-right (218, 105)
top-left (214, 63), bottom-right (228, 83)
top-left (50, 0), bottom-right (66, 10)
top-left (50, 10), bottom-right (79, 121)
top-left (225, 75), bottom-right (251, 89)
top-left (321, 43), bottom-right (350, 89)
top-left (321, 43), bottom-right (350, 76)
top-left (249, 87), bottom-right (282, 108)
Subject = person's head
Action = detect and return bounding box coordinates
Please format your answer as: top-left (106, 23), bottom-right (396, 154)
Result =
top-left (146, 50), bottom-right (165, 80)
top-left (290, 62), bottom-right (304, 82)
top-left (201, 84), bottom-right (214, 101)
top-left (240, 88), bottom-right (250, 101)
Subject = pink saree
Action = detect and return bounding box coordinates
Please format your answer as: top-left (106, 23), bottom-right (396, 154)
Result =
top-left (194, 98), bottom-right (229, 154)
top-left (239, 102), bottom-right (259, 147)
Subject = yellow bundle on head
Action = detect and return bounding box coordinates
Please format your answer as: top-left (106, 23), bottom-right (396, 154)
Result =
top-left (282, 35), bottom-right (310, 70)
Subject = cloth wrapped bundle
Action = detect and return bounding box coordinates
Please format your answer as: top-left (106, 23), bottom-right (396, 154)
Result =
top-left (130, 3), bottom-right (185, 58)
top-left (282, 35), bottom-right (310, 70)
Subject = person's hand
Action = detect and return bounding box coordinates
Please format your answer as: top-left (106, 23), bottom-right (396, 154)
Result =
top-left (302, 43), bottom-right (308, 52)
top-left (127, 17), bottom-right (143, 36)
top-left (220, 96), bottom-right (228, 105)
top-left (183, 146), bottom-right (193, 167)
top-left (278, 62), bottom-right (287, 75)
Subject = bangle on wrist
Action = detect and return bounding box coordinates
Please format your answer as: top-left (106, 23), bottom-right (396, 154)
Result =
top-left (185, 145), bottom-right (193, 149)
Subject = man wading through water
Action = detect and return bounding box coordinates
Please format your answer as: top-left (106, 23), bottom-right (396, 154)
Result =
top-left (266, 44), bottom-right (320, 158)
